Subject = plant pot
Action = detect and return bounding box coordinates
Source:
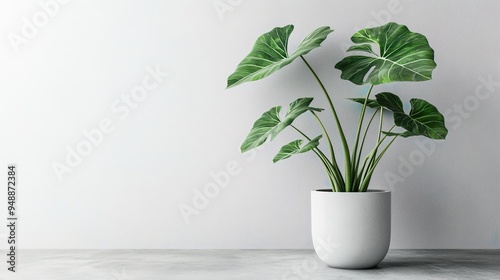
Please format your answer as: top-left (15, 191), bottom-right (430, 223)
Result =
top-left (311, 189), bottom-right (391, 269)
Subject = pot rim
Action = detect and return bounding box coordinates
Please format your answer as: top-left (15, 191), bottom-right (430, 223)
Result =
top-left (313, 189), bottom-right (390, 193)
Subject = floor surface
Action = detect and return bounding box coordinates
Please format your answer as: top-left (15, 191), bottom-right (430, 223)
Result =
top-left (0, 249), bottom-right (498, 279)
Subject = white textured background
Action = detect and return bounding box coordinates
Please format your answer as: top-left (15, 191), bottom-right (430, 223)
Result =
top-left (0, 0), bottom-right (499, 249)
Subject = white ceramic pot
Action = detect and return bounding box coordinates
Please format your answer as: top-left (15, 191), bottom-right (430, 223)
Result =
top-left (311, 189), bottom-right (391, 269)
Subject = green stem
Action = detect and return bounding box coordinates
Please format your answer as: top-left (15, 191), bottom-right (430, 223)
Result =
top-left (317, 150), bottom-right (342, 192)
top-left (312, 148), bottom-right (338, 191)
top-left (358, 152), bottom-right (372, 185)
top-left (359, 124), bottom-right (395, 186)
top-left (376, 124), bottom-right (396, 149)
top-left (352, 108), bottom-right (379, 192)
top-left (351, 85), bottom-right (374, 178)
top-left (291, 125), bottom-right (343, 192)
top-left (359, 135), bottom-right (399, 192)
top-left (310, 112), bottom-right (344, 190)
top-left (311, 111), bottom-right (337, 165)
top-left (359, 107), bottom-right (384, 187)
top-left (300, 56), bottom-right (352, 191)
top-left (356, 109), bottom-right (379, 167)
top-left (359, 124), bottom-right (397, 191)
top-left (377, 107), bottom-right (384, 143)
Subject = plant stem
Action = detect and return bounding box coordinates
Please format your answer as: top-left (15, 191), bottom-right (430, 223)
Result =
top-left (311, 111), bottom-right (337, 165)
top-left (300, 55), bottom-right (352, 190)
top-left (311, 111), bottom-right (344, 190)
top-left (291, 125), bottom-right (344, 191)
top-left (360, 107), bottom-right (384, 187)
top-left (359, 124), bottom-right (397, 191)
top-left (318, 151), bottom-right (342, 192)
top-left (351, 85), bottom-right (374, 187)
top-left (359, 135), bottom-right (398, 192)
top-left (356, 109), bottom-right (379, 165)
top-left (353, 108), bottom-right (379, 191)
top-left (377, 107), bottom-right (384, 143)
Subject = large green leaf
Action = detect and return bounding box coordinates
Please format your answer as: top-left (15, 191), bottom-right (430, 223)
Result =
top-left (382, 130), bottom-right (416, 138)
top-left (398, 99), bottom-right (448, 139)
top-left (375, 92), bottom-right (404, 113)
top-left (272, 98), bottom-right (323, 139)
top-left (375, 92), bottom-right (447, 139)
top-left (348, 98), bottom-right (381, 109)
top-left (240, 97), bottom-right (322, 152)
top-left (273, 135), bottom-right (322, 163)
top-left (335, 22), bottom-right (437, 85)
top-left (227, 25), bottom-right (333, 88)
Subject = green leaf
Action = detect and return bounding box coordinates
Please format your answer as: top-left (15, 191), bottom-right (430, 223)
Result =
top-left (272, 98), bottom-right (322, 139)
top-left (273, 135), bottom-right (322, 163)
top-left (240, 106), bottom-right (281, 153)
top-left (382, 130), bottom-right (416, 138)
top-left (308, 107), bottom-right (325, 112)
top-left (240, 97), bottom-right (320, 152)
top-left (397, 99), bottom-right (448, 139)
top-left (335, 22), bottom-right (437, 85)
top-left (375, 92), bottom-right (404, 113)
top-left (348, 98), bottom-right (380, 108)
top-left (347, 44), bottom-right (376, 55)
top-left (376, 92), bottom-right (448, 139)
top-left (227, 25), bottom-right (333, 88)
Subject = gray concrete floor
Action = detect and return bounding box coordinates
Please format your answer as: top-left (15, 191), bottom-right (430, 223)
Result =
top-left (0, 250), bottom-right (499, 279)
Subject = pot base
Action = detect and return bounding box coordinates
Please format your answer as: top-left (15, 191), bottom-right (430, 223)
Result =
top-left (311, 189), bottom-right (391, 269)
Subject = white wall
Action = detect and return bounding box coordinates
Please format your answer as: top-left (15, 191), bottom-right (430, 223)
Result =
top-left (0, 0), bottom-right (499, 249)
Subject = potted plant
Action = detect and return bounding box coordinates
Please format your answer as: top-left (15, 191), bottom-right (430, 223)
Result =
top-left (226, 22), bottom-right (447, 269)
